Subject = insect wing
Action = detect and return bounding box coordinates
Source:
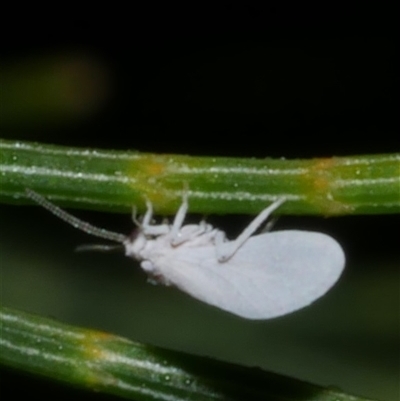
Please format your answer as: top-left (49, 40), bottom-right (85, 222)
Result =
top-left (155, 230), bottom-right (345, 319)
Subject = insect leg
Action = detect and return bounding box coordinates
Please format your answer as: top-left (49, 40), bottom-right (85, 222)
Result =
top-left (169, 192), bottom-right (189, 245)
top-left (139, 199), bottom-right (170, 236)
top-left (141, 199), bottom-right (153, 227)
top-left (131, 205), bottom-right (140, 226)
top-left (216, 197), bottom-right (285, 262)
top-left (260, 216), bottom-right (279, 233)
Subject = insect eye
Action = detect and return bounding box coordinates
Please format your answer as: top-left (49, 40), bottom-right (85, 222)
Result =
top-left (129, 228), bottom-right (139, 242)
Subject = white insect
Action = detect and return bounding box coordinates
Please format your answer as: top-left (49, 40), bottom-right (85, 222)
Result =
top-left (26, 189), bottom-right (345, 320)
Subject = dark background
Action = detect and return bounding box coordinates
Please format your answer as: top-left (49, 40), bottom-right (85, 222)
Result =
top-left (1, 5), bottom-right (398, 400)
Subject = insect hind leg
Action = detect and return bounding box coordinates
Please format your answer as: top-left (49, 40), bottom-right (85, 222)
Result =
top-left (216, 197), bottom-right (285, 262)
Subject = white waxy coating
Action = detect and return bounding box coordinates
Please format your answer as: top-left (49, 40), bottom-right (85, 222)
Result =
top-left (124, 196), bottom-right (345, 319)
top-left (26, 189), bottom-right (345, 320)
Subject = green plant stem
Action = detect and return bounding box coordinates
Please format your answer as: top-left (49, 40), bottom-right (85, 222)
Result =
top-left (0, 306), bottom-right (372, 401)
top-left (1, 139), bottom-right (399, 215)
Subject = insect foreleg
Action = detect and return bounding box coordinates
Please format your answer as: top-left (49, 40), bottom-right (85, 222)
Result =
top-left (138, 199), bottom-right (170, 236)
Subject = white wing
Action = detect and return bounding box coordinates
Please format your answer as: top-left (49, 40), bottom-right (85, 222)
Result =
top-left (154, 230), bottom-right (345, 319)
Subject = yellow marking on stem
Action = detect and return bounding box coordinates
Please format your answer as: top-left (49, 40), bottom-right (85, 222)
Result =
top-left (308, 157), bottom-right (353, 215)
top-left (127, 155), bottom-right (182, 211)
top-left (76, 330), bottom-right (122, 388)
top-left (79, 330), bottom-right (116, 360)
top-left (144, 157), bottom-right (168, 176)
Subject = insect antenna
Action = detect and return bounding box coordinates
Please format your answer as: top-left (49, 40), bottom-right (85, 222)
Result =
top-left (26, 189), bottom-right (127, 243)
top-left (75, 244), bottom-right (125, 253)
